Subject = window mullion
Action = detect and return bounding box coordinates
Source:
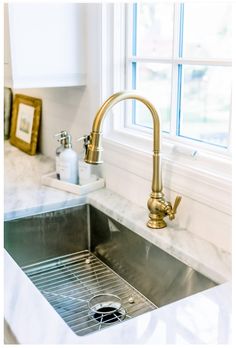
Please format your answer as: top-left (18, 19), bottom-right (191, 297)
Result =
top-left (226, 91), bottom-right (232, 153)
top-left (169, 3), bottom-right (181, 138)
top-left (128, 57), bottom-right (231, 67)
top-left (124, 3), bottom-right (134, 129)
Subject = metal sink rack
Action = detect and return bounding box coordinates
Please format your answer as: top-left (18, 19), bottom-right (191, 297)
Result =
top-left (23, 250), bottom-right (156, 336)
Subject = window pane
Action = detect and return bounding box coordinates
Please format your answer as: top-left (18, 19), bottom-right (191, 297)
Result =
top-left (136, 3), bottom-right (174, 58)
top-left (183, 3), bottom-right (231, 59)
top-left (134, 63), bottom-right (172, 132)
top-left (179, 65), bottom-right (231, 147)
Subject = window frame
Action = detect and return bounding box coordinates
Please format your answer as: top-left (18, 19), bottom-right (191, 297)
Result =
top-left (101, 3), bottom-right (232, 187)
top-left (125, 2), bottom-right (232, 155)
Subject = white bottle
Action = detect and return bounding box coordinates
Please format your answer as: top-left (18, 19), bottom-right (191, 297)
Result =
top-left (78, 135), bottom-right (97, 185)
top-left (78, 160), bottom-right (95, 185)
top-left (55, 130), bottom-right (68, 179)
top-left (59, 134), bottom-right (78, 184)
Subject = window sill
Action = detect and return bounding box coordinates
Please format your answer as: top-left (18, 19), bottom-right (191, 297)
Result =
top-left (102, 128), bottom-right (231, 215)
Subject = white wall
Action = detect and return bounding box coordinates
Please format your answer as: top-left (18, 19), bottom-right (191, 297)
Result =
top-left (101, 137), bottom-right (231, 252)
top-left (103, 161), bottom-right (231, 252)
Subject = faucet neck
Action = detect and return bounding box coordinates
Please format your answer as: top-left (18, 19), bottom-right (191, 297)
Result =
top-left (85, 90), bottom-right (183, 229)
top-left (93, 91), bottom-right (160, 150)
top-left (90, 91), bottom-right (162, 193)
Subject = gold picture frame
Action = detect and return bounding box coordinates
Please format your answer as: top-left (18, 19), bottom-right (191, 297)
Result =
top-left (10, 94), bottom-right (42, 155)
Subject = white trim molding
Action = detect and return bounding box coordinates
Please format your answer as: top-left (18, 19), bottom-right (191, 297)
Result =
top-left (103, 136), bottom-right (231, 216)
top-left (11, 73), bottom-right (86, 89)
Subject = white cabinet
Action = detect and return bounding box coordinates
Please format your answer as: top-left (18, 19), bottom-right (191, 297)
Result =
top-left (6, 3), bottom-right (86, 88)
top-left (4, 5), bottom-right (12, 87)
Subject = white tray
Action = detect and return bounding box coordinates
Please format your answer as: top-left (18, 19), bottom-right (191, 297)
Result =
top-left (41, 172), bottom-right (105, 196)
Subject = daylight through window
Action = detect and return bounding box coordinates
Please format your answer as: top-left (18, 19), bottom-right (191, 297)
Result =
top-left (126, 3), bottom-right (232, 149)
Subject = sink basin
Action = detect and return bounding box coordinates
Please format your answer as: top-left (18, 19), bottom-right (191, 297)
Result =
top-left (4, 204), bottom-right (217, 336)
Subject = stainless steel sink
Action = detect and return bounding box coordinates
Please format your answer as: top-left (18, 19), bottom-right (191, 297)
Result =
top-left (4, 204), bottom-right (217, 336)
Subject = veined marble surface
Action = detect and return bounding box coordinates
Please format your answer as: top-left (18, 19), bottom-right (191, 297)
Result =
top-left (4, 141), bottom-right (232, 344)
top-left (4, 141), bottom-right (85, 220)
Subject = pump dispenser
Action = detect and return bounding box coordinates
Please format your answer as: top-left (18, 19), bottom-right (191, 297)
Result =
top-left (59, 134), bottom-right (78, 184)
top-left (55, 130), bottom-right (68, 179)
top-left (77, 135), bottom-right (97, 185)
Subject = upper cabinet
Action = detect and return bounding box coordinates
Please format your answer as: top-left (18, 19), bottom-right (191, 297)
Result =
top-left (4, 5), bottom-right (12, 87)
top-left (5, 3), bottom-right (86, 88)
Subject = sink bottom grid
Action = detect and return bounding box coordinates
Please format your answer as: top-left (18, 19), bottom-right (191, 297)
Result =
top-left (22, 250), bottom-right (156, 336)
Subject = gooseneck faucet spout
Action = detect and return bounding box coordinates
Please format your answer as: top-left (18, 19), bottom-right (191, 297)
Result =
top-left (85, 91), bottom-right (181, 229)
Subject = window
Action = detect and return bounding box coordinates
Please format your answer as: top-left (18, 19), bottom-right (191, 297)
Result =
top-left (125, 3), bottom-right (232, 151)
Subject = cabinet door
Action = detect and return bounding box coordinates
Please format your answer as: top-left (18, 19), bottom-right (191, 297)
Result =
top-left (8, 3), bottom-right (86, 88)
top-left (4, 4), bottom-right (12, 87)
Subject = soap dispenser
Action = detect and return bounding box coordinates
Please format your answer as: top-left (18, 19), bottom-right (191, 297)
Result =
top-left (54, 130), bottom-right (68, 179)
top-left (77, 135), bottom-right (97, 185)
top-left (59, 134), bottom-right (78, 184)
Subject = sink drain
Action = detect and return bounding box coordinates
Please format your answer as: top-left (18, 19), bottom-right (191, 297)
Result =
top-left (93, 306), bottom-right (126, 323)
top-left (88, 294), bottom-right (126, 324)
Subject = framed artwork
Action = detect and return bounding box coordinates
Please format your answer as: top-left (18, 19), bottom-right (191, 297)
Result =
top-left (10, 94), bottom-right (42, 155)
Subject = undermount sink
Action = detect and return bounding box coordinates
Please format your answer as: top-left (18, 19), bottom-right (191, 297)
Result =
top-left (4, 204), bottom-right (217, 336)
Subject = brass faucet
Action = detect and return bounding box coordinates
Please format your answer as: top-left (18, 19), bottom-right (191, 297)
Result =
top-left (84, 91), bottom-right (182, 229)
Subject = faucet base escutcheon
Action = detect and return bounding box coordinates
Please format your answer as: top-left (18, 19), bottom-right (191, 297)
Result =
top-left (147, 194), bottom-right (169, 229)
top-left (147, 216), bottom-right (167, 229)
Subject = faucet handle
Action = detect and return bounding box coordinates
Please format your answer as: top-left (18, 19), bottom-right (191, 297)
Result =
top-left (172, 195), bottom-right (182, 214)
top-left (168, 195), bottom-right (182, 220)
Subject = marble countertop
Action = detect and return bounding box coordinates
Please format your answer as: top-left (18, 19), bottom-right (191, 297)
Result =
top-left (4, 141), bottom-right (232, 344)
top-left (4, 141), bottom-right (86, 220)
